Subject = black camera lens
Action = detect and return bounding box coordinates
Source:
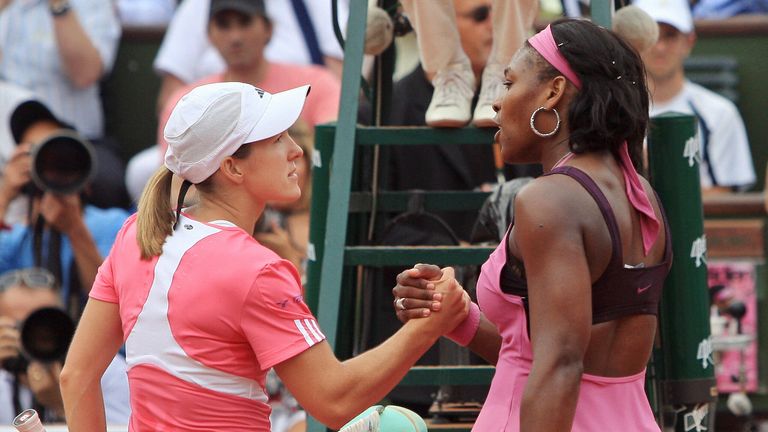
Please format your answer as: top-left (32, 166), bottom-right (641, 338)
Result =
top-left (30, 130), bottom-right (96, 195)
top-left (20, 307), bottom-right (75, 363)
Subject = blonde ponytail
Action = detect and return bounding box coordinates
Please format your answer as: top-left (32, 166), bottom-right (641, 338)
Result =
top-left (137, 167), bottom-right (174, 259)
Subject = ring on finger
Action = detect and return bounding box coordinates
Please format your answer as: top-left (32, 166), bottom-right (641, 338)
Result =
top-left (396, 297), bottom-right (407, 311)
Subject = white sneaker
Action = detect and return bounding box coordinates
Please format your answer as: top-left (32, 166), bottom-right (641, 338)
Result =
top-left (472, 62), bottom-right (505, 128)
top-left (425, 62), bottom-right (475, 128)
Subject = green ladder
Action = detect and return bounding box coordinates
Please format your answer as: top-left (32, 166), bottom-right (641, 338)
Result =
top-left (305, 1), bottom-right (498, 430)
top-left (302, 2), bottom-right (715, 431)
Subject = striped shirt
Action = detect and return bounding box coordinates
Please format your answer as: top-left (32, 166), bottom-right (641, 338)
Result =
top-left (90, 213), bottom-right (324, 430)
top-left (0, 0), bottom-right (120, 138)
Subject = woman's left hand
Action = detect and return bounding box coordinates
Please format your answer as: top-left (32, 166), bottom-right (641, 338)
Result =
top-left (392, 264), bottom-right (445, 323)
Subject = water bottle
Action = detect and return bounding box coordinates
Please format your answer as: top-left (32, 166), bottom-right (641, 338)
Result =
top-left (13, 409), bottom-right (46, 432)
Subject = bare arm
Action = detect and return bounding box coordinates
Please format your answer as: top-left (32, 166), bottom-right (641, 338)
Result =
top-left (50, 5), bottom-right (105, 88)
top-left (466, 316), bottom-right (502, 365)
top-left (275, 269), bottom-right (469, 429)
top-left (515, 181), bottom-right (592, 432)
top-left (60, 298), bottom-right (123, 431)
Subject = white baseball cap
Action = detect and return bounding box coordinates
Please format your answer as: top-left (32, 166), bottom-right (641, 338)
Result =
top-left (164, 82), bottom-right (310, 184)
top-left (633, 0), bottom-right (694, 33)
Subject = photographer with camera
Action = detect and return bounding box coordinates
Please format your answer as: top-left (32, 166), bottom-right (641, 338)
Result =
top-left (0, 267), bottom-right (129, 423)
top-left (0, 100), bottom-right (129, 317)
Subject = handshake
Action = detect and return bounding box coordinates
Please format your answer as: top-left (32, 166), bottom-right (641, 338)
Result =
top-left (391, 264), bottom-right (475, 343)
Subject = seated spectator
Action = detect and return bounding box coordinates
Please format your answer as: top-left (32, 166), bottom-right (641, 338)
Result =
top-left (0, 101), bottom-right (130, 317)
top-left (126, 0), bottom-right (340, 203)
top-left (400, 0), bottom-right (537, 127)
top-left (0, 267), bottom-right (129, 423)
top-left (0, 1), bottom-right (130, 209)
top-left (382, 0), bottom-right (540, 240)
top-left (153, 0), bottom-right (348, 112)
top-left (635, 0), bottom-right (756, 193)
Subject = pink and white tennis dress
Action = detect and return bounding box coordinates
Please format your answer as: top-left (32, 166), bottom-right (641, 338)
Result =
top-left (90, 213), bottom-right (324, 431)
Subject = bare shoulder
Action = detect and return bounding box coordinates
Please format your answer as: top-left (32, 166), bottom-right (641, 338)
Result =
top-left (514, 174), bottom-right (593, 231)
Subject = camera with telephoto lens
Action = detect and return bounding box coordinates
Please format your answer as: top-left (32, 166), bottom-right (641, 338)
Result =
top-left (24, 130), bottom-right (96, 196)
top-left (0, 307), bottom-right (75, 375)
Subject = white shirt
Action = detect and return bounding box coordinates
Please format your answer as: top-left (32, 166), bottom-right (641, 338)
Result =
top-left (116, 0), bottom-right (176, 26)
top-left (153, 0), bottom-right (349, 83)
top-left (650, 80), bottom-right (756, 190)
top-left (0, 0), bottom-right (121, 139)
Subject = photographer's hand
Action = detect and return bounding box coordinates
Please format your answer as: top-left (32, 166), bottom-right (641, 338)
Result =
top-left (0, 143), bottom-right (32, 221)
top-left (0, 316), bottom-right (20, 363)
top-left (27, 361), bottom-right (65, 418)
top-left (40, 193), bottom-right (103, 294)
top-left (40, 192), bottom-right (84, 235)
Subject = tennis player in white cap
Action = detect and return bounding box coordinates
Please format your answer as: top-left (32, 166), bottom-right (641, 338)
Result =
top-left (60, 82), bottom-right (469, 431)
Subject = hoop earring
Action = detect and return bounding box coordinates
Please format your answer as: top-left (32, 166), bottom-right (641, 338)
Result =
top-left (530, 106), bottom-right (560, 138)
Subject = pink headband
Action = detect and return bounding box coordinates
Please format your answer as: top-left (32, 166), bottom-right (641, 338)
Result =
top-left (528, 25), bottom-right (582, 89)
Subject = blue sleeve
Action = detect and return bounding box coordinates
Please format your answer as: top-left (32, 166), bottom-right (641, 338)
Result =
top-left (0, 226), bottom-right (31, 276)
top-left (84, 207), bottom-right (131, 257)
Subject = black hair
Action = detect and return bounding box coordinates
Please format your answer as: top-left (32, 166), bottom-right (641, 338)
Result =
top-left (530, 19), bottom-right (649, 167)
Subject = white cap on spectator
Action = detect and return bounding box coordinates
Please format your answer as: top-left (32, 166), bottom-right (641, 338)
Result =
top-left (633, 0), bottom-right (694, 33)
top-left (164, 82), bottom-right (310, 184)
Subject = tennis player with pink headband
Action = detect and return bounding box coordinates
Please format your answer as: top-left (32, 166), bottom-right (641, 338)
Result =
top-left (393, 19), bottom-right (671, 431)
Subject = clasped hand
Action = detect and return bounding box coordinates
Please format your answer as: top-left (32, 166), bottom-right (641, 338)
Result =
top-left (392, 264), bottom-right (469, 334)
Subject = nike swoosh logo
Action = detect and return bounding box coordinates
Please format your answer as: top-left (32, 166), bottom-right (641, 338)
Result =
top-left (637, 284), bottom-right (652, 294)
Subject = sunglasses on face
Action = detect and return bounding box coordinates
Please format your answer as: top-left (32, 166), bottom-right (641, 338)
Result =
top-left (460, 5), bottom-right (491, 23)
top-left (0, 268), bottom-right (56, 292)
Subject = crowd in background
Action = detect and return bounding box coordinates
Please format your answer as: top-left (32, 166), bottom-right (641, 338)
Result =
top-left (0, 0), bottom-right (763, 428)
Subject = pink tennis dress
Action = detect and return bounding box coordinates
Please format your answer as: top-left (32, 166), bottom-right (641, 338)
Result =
top-left (90, 213), bottom-right (324, 431)
top-left (472, 166), bottom-right (670, 431)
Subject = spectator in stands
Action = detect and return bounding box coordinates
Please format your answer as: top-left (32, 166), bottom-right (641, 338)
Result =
top-left (400, 0), bottom-right (538, 127)
top-left (0, 267), bottom-right (130, 424)
top-left (126, 0), bottom-right (341, 203)
top-left (153, 0), bottom-right (348, 113)
top-left (0, 101), bottom-right (130, 317)
top-left (0, 1), bottom-right (131, 209)
top-left (635, 0), bottom-right (756, 193)
top-left (384, 0), bottom-right (541, 241)
top-left (0, 0), bottom-right (119, 139)
top-left (0, 80), bottom-right (34, 225)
